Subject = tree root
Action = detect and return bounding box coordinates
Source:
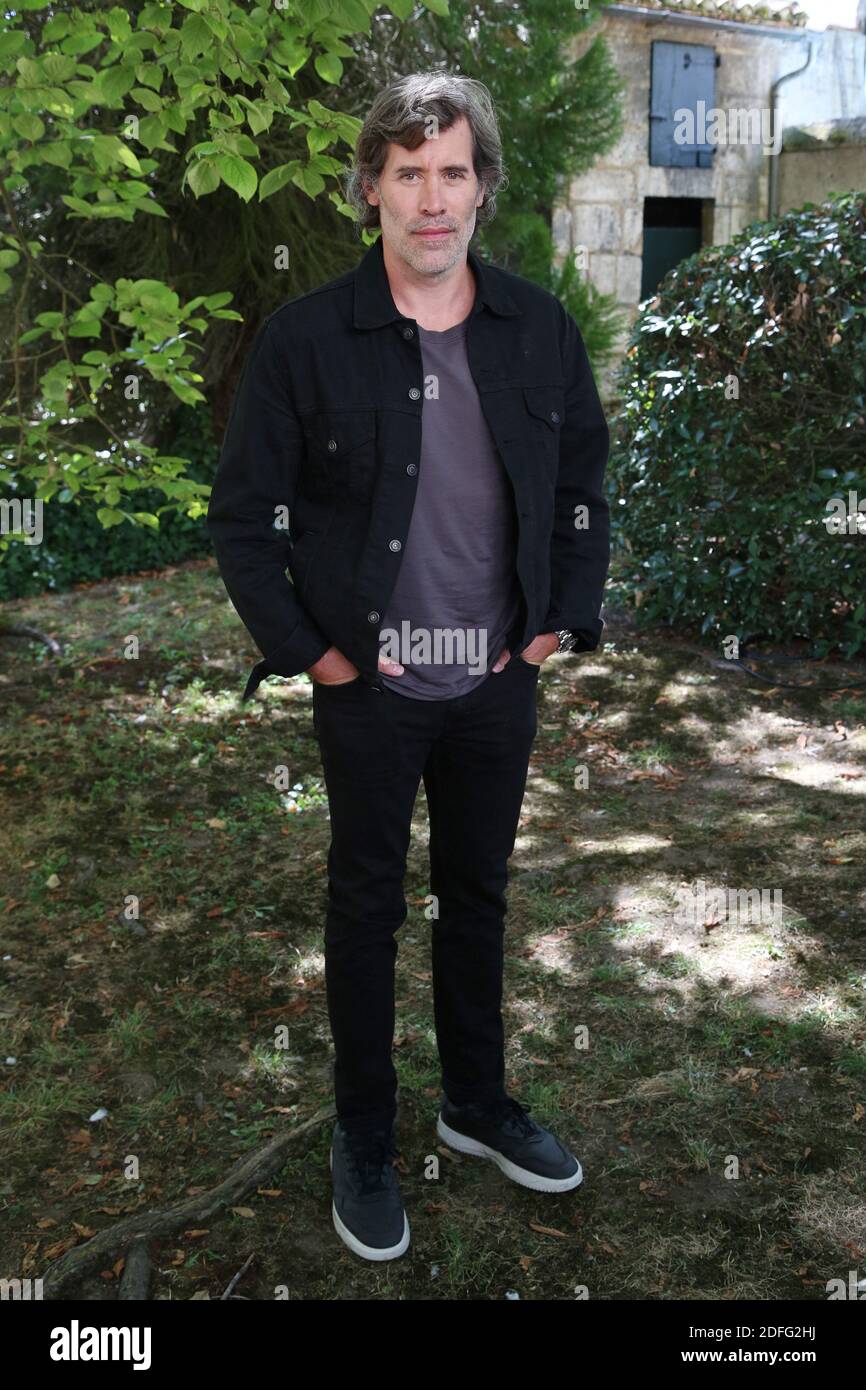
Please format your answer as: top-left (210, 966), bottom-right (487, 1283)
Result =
top-left (41, 1106), bottom-right (335, 1299)
top-left (0, 623), bottom-right (63, 656)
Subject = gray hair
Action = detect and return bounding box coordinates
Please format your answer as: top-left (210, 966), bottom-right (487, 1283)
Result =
top-left (344, 71), bottom-right (507, 231)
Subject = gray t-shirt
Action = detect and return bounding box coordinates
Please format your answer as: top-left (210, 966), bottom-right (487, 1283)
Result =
top-left (379, 310), bottom-right (522, 701)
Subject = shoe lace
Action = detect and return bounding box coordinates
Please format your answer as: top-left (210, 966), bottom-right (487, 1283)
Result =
top-left (482, 1095), bottom-right (538, 1138)
top-left (344, 1128), bottom-right (400, 1195)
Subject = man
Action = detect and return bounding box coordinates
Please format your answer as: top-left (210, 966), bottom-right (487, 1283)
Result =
top-left (207, 71), bottom-right (611, 1263)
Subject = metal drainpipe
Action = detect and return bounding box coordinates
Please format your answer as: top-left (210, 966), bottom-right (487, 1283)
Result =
top-left (769, 41), bottom-right (814, 220)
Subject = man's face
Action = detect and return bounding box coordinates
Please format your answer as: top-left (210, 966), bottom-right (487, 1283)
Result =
top-left (364, 113), bottom-right (486, 277)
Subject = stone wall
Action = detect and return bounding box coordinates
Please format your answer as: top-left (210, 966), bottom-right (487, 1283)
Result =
top-left (778, 117), bottom-right (866, 211)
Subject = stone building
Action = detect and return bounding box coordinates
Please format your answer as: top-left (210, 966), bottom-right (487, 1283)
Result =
top-left (555, 0), bottom-right (866, 400)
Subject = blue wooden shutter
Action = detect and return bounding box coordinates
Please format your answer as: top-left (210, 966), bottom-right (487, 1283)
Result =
top-left (650, 41), bottom-right (716, 168)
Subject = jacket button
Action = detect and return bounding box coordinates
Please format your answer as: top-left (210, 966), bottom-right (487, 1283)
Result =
top-left (402, 326), bottom-right (415, 340)
top-left (550, 411), bottom-right (560, 424)
top-left (408, 387), bottom-right (421, 400)
top-left (406, 463), bottom-right (417, 475)
top-left (389, 539), bottom-right (401, 551)
top-left (327, 438), bottom-right (337, 451)
top-left (367, 611), bottom-right (380, 623)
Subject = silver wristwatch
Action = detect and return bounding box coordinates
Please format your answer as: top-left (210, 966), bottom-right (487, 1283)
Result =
top-left (556, 629), bottom-right (578, 653)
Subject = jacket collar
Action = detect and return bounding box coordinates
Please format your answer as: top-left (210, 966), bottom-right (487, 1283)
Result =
top-left (353, 233), bottom-right (520, 329)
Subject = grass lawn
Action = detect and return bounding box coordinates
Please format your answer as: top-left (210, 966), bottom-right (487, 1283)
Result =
top-left (1, 555), bottom-right (864, 1301)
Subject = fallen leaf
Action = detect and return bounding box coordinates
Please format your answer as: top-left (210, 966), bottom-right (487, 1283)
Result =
top-left (528, 1221), bottom-right (569, 1239)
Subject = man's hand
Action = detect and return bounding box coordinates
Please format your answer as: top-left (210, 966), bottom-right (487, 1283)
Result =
top-left (309, 639), bottom-right (560, 683)
top-left (307, 646), bottom-right (406, 685)
top-left (307, 646), bottom-right (360, 685)
top-left (491, 633), bottom-right (560, 673)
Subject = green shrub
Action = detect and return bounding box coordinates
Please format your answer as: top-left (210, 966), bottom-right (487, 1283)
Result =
top-left (610, 190), bottom-right (866, 658)
top-left (0, 406), bottom-right (216, 601)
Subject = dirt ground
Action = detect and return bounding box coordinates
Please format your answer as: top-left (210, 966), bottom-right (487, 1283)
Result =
top-left (1, 555), bottom-right (864, 1300)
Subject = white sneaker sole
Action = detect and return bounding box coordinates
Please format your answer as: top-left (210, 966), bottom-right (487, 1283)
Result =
top-left (330, 1146), bottom-right (411, 1261)
top-left (436, 1114), bottom-right (584, 1192)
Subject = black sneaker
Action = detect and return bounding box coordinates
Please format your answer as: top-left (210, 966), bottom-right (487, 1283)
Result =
top-left (330, 1121), bottom-right (410, 1261)
top-left (437, 1094), bottom-right (583, 1193)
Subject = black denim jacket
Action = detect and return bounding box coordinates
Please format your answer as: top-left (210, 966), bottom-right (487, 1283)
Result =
top-left (207, 236), bottom-right (611, 701)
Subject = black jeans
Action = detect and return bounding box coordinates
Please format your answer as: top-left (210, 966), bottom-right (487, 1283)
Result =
top-left (311, 655), bottom-right (541, 1135)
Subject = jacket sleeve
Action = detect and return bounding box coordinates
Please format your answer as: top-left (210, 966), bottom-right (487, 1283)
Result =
top-left (207, 317), bottom-right (332, 701)
top-left (542, 304), bottom-right (611, 652)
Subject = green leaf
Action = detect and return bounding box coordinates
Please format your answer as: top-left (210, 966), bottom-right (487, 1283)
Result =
top-left (135, 62), bottom-right (163, 90)
top-left (330, 112), bottom-right (364, 146)
top-left (186, 158), bottom-right (220, 197)
top-left (128, 197), bottom-right (169, 219)
top-left (329, 193), bottom-right (357, 221)
top-left (137, 114), bottom-right (170, 151)
top-left (307, 153), bottom-right (343, 175)
top-left (42, 15), bottom-right (71, 42)
top-left (166, 380), bottom-right (207, 405)
top-left (330, 0), bottom-right (373, 27)
top-left (105, 6), bottom-right (132, 41)
top-left (61, 195), bottom-right (97, 217)
top-left (314, 52), bottom-right (343, 84)
top-left (0, 31), bottom-right (29, 58)
top-left (179, 14), bottom-right (211, 58)
top-left (129, 85), bottom-right (163, 112)
top-left (40, 142), bottom-right (73, 169)
top-left (13, 113), bottom-right (44, 141)
top-left (306, 126), bottom-right (333, 155)
top-left (61, 30), bottom-right (104, 57)
top-left (258, 162), bottom-right (300, 201)
top-left (245, 100), bottom-right (274, 137)
top-left (215, 154), bottom-right (257, 201)
top-left (292, 165), bottom-right (326, 199)
top-left (114, 141), bottom-right (143, 174)
top-left (67, 320), bottom-right (102, 338)
top-left (171, 65), bottom-right (203, 88)
top-left (270, 39), bottom-right (310, 76)
top-left (135, 280), bottom-right (180, 313)
top-left (99, 65), bottom-right (136, 103)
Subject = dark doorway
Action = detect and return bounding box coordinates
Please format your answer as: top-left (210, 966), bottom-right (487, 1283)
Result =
top-left (641, 197), bottom-right (708, 301)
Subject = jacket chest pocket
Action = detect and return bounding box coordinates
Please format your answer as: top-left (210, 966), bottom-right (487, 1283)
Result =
top-left (522, 386), bottom-right (565, 479)
top-left (300, 409), bottom-right (377, 505)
